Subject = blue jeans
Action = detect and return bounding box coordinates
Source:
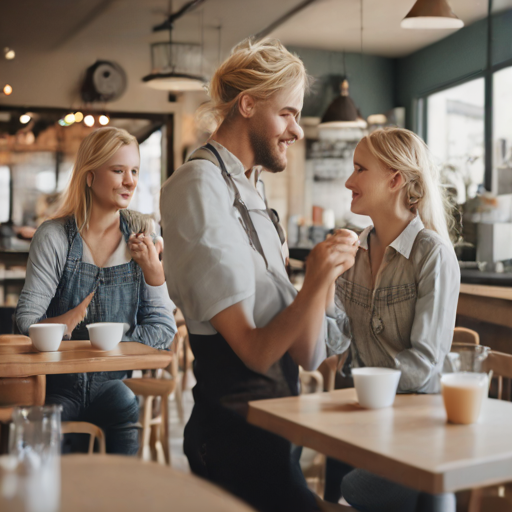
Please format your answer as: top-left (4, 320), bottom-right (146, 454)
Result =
top-left (46, 372), bottom-right (139, 455)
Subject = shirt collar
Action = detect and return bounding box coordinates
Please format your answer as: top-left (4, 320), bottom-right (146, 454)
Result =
top-left (208, 140), bottom-right (246, 176)
top-left (358, 215), bottom-right (425, 260)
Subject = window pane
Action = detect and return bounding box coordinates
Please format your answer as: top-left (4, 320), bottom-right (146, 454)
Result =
top-left (0, 166), bottom-right (10, 223)
top-left (494, 66), bottom-right (512, 195)
top-left (427, 78), bottom-right (485, 203)
top-left (130, 130), bottom-right (163, 224)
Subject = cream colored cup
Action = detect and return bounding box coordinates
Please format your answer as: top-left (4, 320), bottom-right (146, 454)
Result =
top-left (352, 367), bottom-right (401, 409)
top-left (441, 372), bottom-right (488, 424)
top-left (29, 324), bottom-right (66, 352)
top-left (86, 322), bottom-right (124, 351)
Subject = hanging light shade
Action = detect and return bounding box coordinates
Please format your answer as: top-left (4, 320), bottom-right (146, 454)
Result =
top-left (319, 80), bottom-right (367, 129)
top-left (142, 41), bottom-right (205, 92)
top-left (401, 0), bottom-right (464, 29)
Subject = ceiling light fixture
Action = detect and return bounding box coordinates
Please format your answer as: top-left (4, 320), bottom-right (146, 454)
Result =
top-left (320, 79), bottom-right (367, 128)
top-left (20, 114), bottom-right (31, 124)
top-left (142, 0), bottom-right (206, 92)
top-left (319, 0), bottom-right (367, 130)
top-left (2, 84), bottom-right (12, 96)
top-left (74, 112), bottom-right (84, 123)
top-left (84, 115), bottom-right (95, 127)
top-left (99, 115), bottom-right (110, 126)
top-left (401, 0), bottom-right (464, 29)
top-left (4, 47), bottom-right (15, 60)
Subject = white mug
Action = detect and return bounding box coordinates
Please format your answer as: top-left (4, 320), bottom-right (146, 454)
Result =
top-left (29, 324), bottom-right (66, 352)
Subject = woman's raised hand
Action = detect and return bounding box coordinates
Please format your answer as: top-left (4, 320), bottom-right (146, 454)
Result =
top-left (305, 229), bottom-right (359, 290)
top-left (128, 233), bottom-right (165, 286)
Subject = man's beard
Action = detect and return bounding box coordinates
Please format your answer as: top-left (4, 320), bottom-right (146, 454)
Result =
top-left (249, 127), bottom-right (286, 173)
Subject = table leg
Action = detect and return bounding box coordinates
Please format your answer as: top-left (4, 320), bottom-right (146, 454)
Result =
top-left (416, 492), bottom-right (456, 512)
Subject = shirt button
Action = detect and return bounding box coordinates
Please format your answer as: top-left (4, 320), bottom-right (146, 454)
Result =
top-left (372, 316), bottom-right (383, 334)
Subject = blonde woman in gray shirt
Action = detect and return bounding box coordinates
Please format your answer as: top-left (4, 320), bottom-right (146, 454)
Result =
top-left (334, 127), bottom-right (460, 511)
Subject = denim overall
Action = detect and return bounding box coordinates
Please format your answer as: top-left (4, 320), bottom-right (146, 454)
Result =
top-left (183, 145), bottom-right (318, 512)
top-left (44, 214), bottom-right (141, 455)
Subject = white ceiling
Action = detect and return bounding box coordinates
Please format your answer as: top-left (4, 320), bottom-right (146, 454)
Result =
top-left (269, 0), bottom-right (512, 58)
top-left (1, 0), bottom-right (511, 60)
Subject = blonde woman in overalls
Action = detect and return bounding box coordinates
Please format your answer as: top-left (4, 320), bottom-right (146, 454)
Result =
top-left (16, 127), bottom-right (176, 454)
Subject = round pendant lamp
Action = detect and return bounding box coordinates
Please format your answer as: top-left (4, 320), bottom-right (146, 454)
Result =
top-left (142, 42), bottom-right (205, 92)
top-left (401, 0), bottom-right (464, 29)
top-left (142, 0), bottom-right (206, 92)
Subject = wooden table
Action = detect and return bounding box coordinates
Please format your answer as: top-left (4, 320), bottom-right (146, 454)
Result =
top-left (0, 454), bottom-right (256, 512)
top-left (0, 339), bottom-right (172, 377)
top-left (247, 388), bottom-right (512, 496)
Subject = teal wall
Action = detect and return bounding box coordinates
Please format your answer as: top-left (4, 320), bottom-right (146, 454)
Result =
top-left (287, 46), bottom-right (396, 119)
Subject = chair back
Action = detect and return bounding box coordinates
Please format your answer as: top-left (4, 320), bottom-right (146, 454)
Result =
top-left (0, 376), bottom-right (45, 407)
top-left (453, 327), bottom-right (480, 345)
top-left (0, 335), bottom-right (31, 345)
top-left (62, 421), bottom-right (106, 454)
top-left (484, 350), bottom-right (512, 401)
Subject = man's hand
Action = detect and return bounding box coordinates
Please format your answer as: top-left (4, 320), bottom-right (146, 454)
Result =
top-left (305, 229), bottom-right (359, 291)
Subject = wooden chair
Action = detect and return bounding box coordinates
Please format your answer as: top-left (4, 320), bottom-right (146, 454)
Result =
top-left (62, 421), bottom-right (106, 454)
top-left (299, 367), bottom-right (324, 395)
top-left (0, 335), bottom-right (46, 454)
top-left (468, 350), bottom-right (512, 512)
top-left (453, 327), bottom-right (480, 345)
top-left (124, 376), bottom-right (176, 466)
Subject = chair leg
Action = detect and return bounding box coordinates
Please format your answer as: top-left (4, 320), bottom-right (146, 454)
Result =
top-left (160, 393), bottom-right (171, 466)
top-left (169, 354), bottom-right (184, 424)
top-left (141, 396), bottom-right (153, 461)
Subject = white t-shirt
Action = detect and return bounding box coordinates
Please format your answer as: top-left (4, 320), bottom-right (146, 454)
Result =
top-left (161, 141), bottom-right (332, 367)
top-left (83, 236), bottom-right (174, 308)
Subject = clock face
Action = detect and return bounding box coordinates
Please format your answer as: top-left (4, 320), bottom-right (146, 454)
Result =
top-left (92, 62), bottom-right (127, 101)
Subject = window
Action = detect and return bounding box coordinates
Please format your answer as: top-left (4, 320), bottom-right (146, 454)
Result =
top-left (129, 129), bottom-right (163, 224)
top-left (494, 66), bottom-right (512, 195)
top-left (0, 166), bottom-right (10, 223)
top-left (427, 78), bottom-right (485, 204)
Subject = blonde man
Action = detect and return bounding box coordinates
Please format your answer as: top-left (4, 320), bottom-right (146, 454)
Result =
top-left (161, 39), bottom-right (358, 511)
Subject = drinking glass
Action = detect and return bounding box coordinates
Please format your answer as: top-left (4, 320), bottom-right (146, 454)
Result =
top-left (5, 405), bottom-right (62, 512)
top-left (441, 343), bottom-right (491, 424)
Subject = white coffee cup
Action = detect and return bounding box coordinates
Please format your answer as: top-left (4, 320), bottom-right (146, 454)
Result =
top-left (29, 324), bottom-right (66, 352)
top-left (352, 367), bottom-right (402, 409)
top-left (86, 322), bottom-right (124, 351)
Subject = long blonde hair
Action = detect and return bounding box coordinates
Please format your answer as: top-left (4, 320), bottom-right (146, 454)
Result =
top-left (54, 127), bottom-right (138, 232)
top-left (196, 37), bottom-right (310, 131)
top-left (364, 127), bottom-right (452, 243)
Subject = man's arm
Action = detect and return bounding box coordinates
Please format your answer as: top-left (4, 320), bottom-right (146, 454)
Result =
top-left (211, 232), bottom-right (358, 373)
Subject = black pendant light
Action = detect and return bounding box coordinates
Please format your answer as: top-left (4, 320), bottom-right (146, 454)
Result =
top-left (401, 0), bottom-right (464, 29)
top-left (320, 79), bottom-right (366, 128)
top-left (142, 0), bottom-right (206, 92)
top-left (319, 0), bottom-right (367, 129)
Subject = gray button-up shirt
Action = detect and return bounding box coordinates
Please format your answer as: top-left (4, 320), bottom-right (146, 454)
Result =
top-left (335, 216), bottom-right (460, 393)
top-left (161, 141), bottom-right (343, 369)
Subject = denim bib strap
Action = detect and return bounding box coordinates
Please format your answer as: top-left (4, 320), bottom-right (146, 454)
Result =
top-left (47, 215), bottom-right (142, 339)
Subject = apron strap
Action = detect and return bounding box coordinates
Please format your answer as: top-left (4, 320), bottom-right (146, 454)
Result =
top-left (189, 143), bottom-right (273, 269)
